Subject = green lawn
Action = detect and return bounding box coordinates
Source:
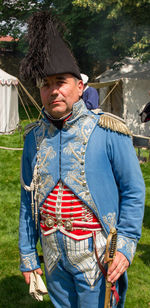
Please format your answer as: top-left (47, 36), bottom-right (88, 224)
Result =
top-left (0, 109), bottom-right (150, 307)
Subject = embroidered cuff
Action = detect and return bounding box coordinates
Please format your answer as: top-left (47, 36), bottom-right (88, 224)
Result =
top-left (117, 234), bottom-right (137, 264)
top-left (20, 251), bottom-right (41, 272)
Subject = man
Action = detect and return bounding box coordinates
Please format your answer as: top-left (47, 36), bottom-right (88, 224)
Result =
top-left (19, 11), bottom-right (145, 308)
top-left (81, 73), bottom-right (99, 109)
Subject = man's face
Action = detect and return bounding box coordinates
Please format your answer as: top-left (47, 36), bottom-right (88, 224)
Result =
top-left (40, 74), bottom-right (84, 119)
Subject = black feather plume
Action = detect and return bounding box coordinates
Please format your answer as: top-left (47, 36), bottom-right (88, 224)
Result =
top-left (20, 10), bottom-right (81, 82)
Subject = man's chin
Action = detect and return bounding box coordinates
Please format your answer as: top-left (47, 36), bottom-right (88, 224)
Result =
top-left (48, 107), bottom-right (68, 119)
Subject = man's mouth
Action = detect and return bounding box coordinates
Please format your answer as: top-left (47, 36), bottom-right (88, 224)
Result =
top-left (48, 97), bottom-right (64, 105)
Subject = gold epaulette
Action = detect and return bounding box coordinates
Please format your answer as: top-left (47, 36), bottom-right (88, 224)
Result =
top-left (98, 112), bottom-right (132, 136)
top-left (23, 121), bottom-right (41, 139)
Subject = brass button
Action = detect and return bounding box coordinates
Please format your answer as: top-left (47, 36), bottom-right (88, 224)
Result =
top-left (64, 220), bottom-right (73, 231)
top-left (45, 216), bottom-right (55, 228)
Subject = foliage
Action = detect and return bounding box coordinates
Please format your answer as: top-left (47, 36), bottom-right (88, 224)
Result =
top-left (129, 33), bottom-right (150, 62)
top-left (1, 0), bottom-right (33, 37)
top-left (73, 0), bottom-right (150, 62)
top-left (73, 0), bottom-right (150, 19)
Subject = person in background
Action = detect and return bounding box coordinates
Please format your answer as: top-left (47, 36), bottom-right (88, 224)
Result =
top-left (140, 101), bottom-right (150, 123)
top-left (19, 11), bottom-right (145, 308)
top-left (81, 73), bottom-right (99, 109)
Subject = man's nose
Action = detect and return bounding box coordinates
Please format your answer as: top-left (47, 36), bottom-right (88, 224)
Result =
top-left (49, 84), bottom-right (59, 94)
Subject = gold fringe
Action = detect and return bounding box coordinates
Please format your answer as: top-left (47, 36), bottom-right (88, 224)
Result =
top-left (99, 113), bottom-right (132, 136)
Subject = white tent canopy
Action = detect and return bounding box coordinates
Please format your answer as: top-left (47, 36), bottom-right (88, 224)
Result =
top-left (92, 58), bottom-right (150, 136)
top-left (0, 69), bottom-right (19, 134)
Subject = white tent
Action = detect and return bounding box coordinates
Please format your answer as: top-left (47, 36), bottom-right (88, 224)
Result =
top-left (90, 58), bottom-right (150, 136)
top-left (0, 69), bottom-right (19, 134)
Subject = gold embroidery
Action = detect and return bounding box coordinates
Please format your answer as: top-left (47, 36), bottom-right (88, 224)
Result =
top-left (102, 212), bottom-right (116, 229)
top-left (20, 252), bottom-right (38, 270)
top-left (63, 115), bottom-right (100, 217)
top-left (117, 236), bottom-right (136, 263)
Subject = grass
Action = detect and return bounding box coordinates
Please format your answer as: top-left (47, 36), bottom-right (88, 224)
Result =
top-left (0, 106), bottom-right (150, 307)
top-left (125, 161), bottom-right (150, 308)
top-left (0, 105), bottom-right (53, 308)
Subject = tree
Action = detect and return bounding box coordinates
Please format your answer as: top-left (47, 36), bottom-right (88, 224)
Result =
top-left (72, 0), bottom-right (150, 22)
top-left (0, 1), bottom-right (36, 37)
top-left (72, 0), bottom-right (150, 62)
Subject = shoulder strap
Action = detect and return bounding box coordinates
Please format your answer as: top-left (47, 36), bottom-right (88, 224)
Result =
top-left (23, 121), bottom-right (41, 139)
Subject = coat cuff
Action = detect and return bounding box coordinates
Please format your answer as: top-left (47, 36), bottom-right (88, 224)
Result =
top-left (117, 234), bottom-right (137, 264)
top-left (20, 251), bottom-right (41, 272)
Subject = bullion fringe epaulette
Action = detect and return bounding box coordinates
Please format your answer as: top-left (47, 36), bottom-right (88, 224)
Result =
top-left (23, 121), bottom-right (41, 140)
top-left (98, 113), bottom-right (132, 136)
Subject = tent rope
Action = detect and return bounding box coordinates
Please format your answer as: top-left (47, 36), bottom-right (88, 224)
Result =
top-left (100, 81), bottom-right (119, 106)
top-left (0, 146), bottom-right (23, 150)
top-left (15, 84), bottom-right (32, 122)
top-left (18, 80), bottom-right (41, 113)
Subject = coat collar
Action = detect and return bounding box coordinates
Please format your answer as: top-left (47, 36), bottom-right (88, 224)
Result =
top-left (42, 99), bottom-right (90, 127)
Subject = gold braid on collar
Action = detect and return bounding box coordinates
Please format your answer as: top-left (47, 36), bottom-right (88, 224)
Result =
top-left (98, 112), bottom-right (132, 136)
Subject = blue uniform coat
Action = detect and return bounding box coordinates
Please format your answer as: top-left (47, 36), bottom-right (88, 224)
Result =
top-left (19, 99), bottom-right (145, 306)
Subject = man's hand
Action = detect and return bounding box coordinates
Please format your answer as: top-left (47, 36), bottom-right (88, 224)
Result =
top-left (107, 251), bottom-right (129, 283)
top-left (22, 268), bottom-right (43, 284)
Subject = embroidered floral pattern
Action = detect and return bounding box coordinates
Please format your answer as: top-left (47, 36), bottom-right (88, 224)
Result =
top-left (63, 111), bottom-right (100, 218)
top-left (102, 212), bottom-right (116, 229)
top-left (117, 235), bottom-right (136, 263)
top-left (20, 252), bottom-right (38, 270)
top-left (37, 141), bottom-right (56, 205)
top-left (35, 122), bottom-right (57, 148)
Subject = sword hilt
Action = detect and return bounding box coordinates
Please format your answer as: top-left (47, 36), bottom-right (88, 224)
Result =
top-left (105, 228), bottom-right (117, 264)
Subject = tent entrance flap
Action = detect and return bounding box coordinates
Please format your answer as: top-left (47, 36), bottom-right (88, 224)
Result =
top-left (89, 79), bottom-right (123, 118)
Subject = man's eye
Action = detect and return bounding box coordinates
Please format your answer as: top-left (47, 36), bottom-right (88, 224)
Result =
top-left (57, 81), bottom-right (63, 86)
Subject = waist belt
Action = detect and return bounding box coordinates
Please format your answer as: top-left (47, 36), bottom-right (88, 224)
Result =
top-left (41, 215), bottom-right (102, 231)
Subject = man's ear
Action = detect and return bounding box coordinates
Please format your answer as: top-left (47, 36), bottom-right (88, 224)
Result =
top-left (78, 80), bottom-right (84, 97)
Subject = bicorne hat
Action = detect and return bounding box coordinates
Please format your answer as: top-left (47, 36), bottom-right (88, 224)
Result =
top-left (20, 11), bottom-right (81, 82)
